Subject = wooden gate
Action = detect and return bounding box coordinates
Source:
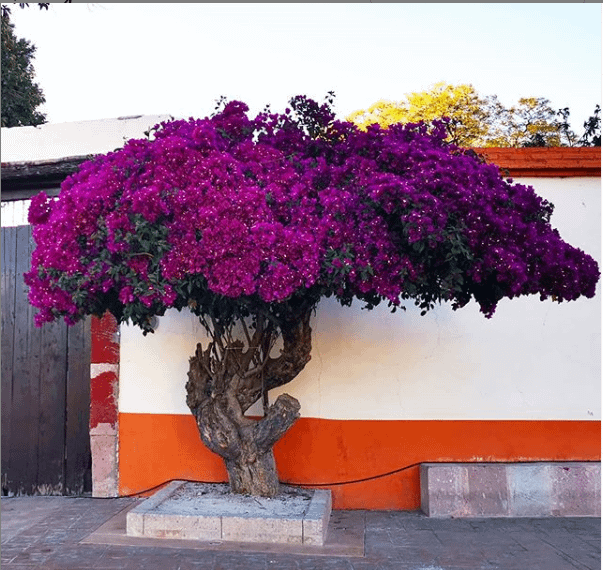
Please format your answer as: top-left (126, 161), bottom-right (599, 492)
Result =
top-left (1, 225), bottom-right (91, 496)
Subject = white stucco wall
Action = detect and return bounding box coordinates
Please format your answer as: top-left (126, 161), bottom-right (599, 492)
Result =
top-left (119, 177), bottom-right (601, 421)
top-left (1, 199), bottom-right (31, 227)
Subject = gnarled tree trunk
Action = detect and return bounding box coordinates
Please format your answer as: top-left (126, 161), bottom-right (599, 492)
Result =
top-left (185, 311), bottom-right (312, 497)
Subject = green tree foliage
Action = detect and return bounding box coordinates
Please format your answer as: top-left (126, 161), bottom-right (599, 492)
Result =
top-left (501, 97), bottom-right (562, 148)
top-left (1, 4), bottom-right (47, 127)
top-left (348, 83), bottom-right (601, 148)
top-left (580, 104), bottom-right (601, 147)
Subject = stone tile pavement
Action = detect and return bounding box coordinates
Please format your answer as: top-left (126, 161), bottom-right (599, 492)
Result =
top-left (1, 496), bottom-right (600, 569)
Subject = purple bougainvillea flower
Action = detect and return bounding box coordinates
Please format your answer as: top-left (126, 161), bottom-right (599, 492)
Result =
top-left (25, 96), bottom-right (599, 332)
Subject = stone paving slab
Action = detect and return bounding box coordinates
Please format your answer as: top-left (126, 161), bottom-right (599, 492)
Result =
top-left (1, 496), bottom-right (600, 569)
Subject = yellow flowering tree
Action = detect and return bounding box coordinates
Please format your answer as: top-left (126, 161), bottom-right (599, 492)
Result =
top-left (346, 83), bottom-right (504, 147)
top-left (347, 83), bottom-right (598, 148)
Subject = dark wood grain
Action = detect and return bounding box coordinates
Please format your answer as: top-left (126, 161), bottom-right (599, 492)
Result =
top-left (1, 225), bottom-right (92, 495)
top-left (65, 318), bottom-right (92, 495)
top-left (1, 226), bottom-right (17, 493)
top-left (9, 225), bottom-right (41, 494)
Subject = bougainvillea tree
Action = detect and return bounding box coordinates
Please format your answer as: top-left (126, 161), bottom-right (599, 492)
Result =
top-left (26, 96), bottom-right (599, 497)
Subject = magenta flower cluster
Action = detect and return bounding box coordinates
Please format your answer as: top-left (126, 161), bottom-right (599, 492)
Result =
top-left (25, 97), bottom-right (599, 331)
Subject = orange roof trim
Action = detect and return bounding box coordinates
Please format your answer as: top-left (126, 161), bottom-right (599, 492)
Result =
top-left (473, 147), bottom-right (601, 178)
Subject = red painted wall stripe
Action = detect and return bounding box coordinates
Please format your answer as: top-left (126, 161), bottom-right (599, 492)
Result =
top-left (118, 414), bottom-right (600, 509)
top-left (91, 312), bottom-right (119, 365)
top-left (90, 312), bottom-right (119, 430)
top-left (90, 371), bottom-right (119, 428)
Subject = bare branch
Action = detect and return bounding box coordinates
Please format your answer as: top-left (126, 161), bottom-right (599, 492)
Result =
top-left (210, 317), bottom-right (226, 360)
top-left (240, 317), bottom-right (253, 349)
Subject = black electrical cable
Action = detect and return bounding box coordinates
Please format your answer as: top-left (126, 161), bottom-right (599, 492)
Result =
top-left (3, 460), bottom-right (425, 499)
top-left (5, 459), bottom-right (589, 500)
top-left (53, 460), bottom-right (428, 499)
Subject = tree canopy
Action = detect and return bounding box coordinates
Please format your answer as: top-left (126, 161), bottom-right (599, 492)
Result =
top-left (1, 10), bottom-right (46, 127)
top-left (26, 96), bottom-right (599, 335)
top-left (1, 2), bottom-right (73, 127)
top-left (347, 83), bottom-right (601, 148)
top-left (346, 83), bottom-right (503, 147)
top-left (579, 104), bottom-right (601, 147)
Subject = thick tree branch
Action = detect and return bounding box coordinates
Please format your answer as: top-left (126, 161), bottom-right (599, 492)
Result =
top-left (254, 394), bottom-right (301, 451)
top-left (234, 310), bottom-right (313, 413)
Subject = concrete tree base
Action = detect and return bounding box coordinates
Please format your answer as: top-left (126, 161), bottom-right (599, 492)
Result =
top-left (126, 481), bottom-right (331, 545)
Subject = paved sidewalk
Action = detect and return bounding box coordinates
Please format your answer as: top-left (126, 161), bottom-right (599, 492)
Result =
top-left (1, 496), bottom-right (600, 569)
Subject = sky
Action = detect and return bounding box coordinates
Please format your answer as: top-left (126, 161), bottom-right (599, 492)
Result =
top-left (6, 3), bottom-right (602, 134)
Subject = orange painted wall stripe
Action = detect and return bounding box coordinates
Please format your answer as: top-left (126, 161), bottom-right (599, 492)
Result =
top-left (118, 414), bottom-right (600, 509)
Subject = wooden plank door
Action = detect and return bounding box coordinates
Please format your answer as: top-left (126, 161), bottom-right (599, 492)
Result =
top-left (1, 225), bottom-right (91, 496)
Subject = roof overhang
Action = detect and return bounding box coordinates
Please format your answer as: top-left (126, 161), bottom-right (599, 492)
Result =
top-left (1, 155), bottom-right (90, 201)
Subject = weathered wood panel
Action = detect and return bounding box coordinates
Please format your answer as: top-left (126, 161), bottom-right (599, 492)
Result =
top-left (65, 320), bottom-right (92, 495)
top-left (9, 225), bottom-right (42, 495)
top-left (37, 316), bottom-right (68, 494)
top-left (1, 227), bottom-right (17, 493)
top-left (1, 225), bottom-right (91, 496)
